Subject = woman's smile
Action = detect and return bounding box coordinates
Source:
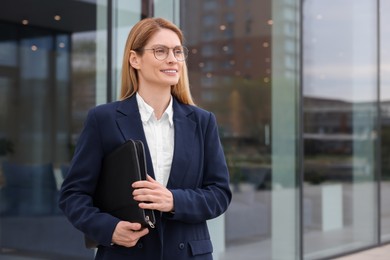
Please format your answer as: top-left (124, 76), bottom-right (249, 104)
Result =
top-left (161, 69), bottom-right (178, 76)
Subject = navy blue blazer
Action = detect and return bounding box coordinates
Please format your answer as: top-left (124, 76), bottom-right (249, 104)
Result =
top-left (59, 95), bottom-right (232, 260)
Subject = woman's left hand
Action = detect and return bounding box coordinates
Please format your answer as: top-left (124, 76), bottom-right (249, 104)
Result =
top-left (132, 175), bottom-right (174, 212)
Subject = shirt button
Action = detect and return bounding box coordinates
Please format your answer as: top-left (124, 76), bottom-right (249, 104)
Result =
top-left (178, 243), bottom-right (185, 250)
top-left (137, 242), bottom-right (143, 248)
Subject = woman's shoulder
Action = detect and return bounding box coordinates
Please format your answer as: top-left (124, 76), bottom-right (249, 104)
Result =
top-left (191, 105), bottom-right (213, 119)
top-left (175, 102), bottom-right (217, 127)
top-left (176, 101), bottom-right (212, 118)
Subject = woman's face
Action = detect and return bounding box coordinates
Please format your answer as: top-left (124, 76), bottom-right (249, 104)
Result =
top-left (134, 28), bottom-right (184, 90)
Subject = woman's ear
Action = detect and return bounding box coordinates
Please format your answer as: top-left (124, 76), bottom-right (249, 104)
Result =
top-left (129, 50), bottom-right (140, 69)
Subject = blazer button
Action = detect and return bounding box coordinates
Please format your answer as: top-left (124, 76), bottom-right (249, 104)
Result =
top-left (178, 243), bottom-right (185, 250)
top-left (137, 242), bottom-right (143, 249)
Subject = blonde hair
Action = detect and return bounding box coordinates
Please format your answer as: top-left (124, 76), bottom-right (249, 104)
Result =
top-left (120, 17), bottom-right (195, 105)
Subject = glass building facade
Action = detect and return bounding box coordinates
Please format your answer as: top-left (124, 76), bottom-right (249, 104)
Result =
top-left (0, 0), bottom-right (389, 259)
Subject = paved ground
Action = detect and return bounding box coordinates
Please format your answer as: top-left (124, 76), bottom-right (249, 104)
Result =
top-left (334, 244), bottom-right (390, 260)
top-left (1, 244), bottom-right (389, 259)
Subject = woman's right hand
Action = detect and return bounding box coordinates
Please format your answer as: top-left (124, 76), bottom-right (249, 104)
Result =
top-left (111, 221), bottom-right (149, 247)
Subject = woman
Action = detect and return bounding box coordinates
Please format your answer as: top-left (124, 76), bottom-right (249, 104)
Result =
top-left (59, 17), bottom-right (232, 260)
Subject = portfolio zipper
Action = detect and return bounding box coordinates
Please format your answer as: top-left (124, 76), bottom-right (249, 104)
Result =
top-left (145, 215), bottom-right (155, 228)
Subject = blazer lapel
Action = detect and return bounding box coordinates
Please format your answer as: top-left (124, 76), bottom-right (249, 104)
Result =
top-left (115, 96), bottom-right (155, 178)
top-left (167, 99), bottom-right (197, 188)
top-left (116, 96), bottom-right (143, 139)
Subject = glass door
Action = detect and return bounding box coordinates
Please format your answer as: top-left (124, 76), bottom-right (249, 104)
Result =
top-left (179, 0), bottom-right (301, 259)
top-left (0, 0), bottom-right (107, 258)
top-left (380, 0), bottom-right (390, 243)
top-left (302, 0), bottom-right (379, 259)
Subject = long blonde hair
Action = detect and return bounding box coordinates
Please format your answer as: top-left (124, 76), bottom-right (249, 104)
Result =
top-left (120, 17), bottom-right (195, 105)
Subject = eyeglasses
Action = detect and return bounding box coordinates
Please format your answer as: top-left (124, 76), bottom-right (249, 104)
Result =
top-left (142, 45), bottom-right (188, 62)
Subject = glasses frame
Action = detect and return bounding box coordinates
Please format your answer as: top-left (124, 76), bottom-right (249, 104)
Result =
top-left (142, 45), bottom-right (188, 62)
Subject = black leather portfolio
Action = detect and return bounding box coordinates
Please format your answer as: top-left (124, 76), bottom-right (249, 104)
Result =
top-left (86, 139), bottom-right (156, 248)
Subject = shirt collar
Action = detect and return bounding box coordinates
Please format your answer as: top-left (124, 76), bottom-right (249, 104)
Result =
top-left (136, 93), bottom-right (174, 126)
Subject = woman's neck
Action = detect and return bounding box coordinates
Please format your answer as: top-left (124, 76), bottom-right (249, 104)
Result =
top-left (138, 87), bottom-right (171, 120)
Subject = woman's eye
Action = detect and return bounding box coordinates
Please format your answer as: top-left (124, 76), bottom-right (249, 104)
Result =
top-left (155, 48), bottom-right (166, 54)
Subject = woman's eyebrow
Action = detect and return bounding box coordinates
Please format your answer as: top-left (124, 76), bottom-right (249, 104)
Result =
top-left (149, 44), bottom-right (182, 48)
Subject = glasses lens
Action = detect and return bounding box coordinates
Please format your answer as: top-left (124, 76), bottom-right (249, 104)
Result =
top-left (173, 46), bottom-right (188, 61)
top-left (154, 46), bottom-right (169, 60)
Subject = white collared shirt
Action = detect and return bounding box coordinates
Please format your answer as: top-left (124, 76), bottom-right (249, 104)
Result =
top-left (136, 93), bottom-right (174, 187)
